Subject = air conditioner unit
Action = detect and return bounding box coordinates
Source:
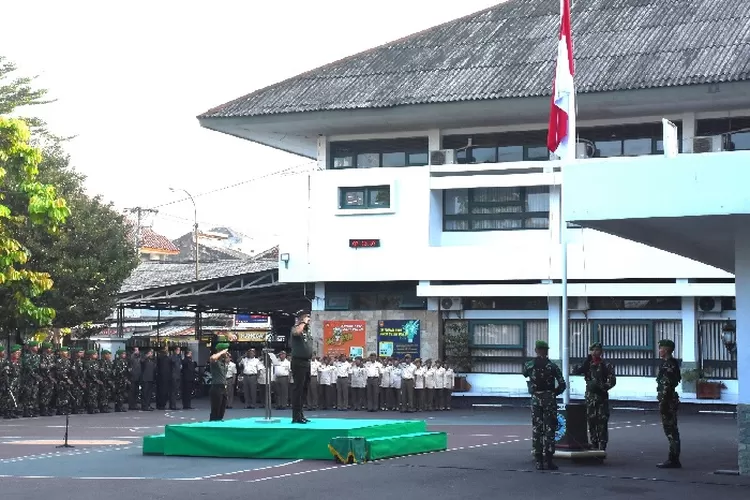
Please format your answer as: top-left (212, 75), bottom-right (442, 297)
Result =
top-left (440, 297), bottom-right (463, 311)
top-left (568, 297), bottom-right (589, 311)
top-left (430, 149), bottom-right (457, 165)
top-left (697, 297), bottom-right (723, 313)
top-left (693, 136), bottom-right (724, 154)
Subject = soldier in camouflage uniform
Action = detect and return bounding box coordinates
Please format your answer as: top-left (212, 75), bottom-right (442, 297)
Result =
top-left (656, 339), bottom-right (682, 468)
top-left (99, 350), bottom-right (114, 413)
top-left (21, 341), bottom-right (42, 417)
top-left (522, 340), bottom-right (566, 471)
top-left (573, 342), bottom-right (617, 451)
top-left (2, 345), bottom-right (23, 419)
top-left (54, 347), bottom-right (74, 415)
top-left (113, 350), bottom-right (131, 412)
top-left (38, 342), bottom-right (57, 416)
top-left (85, 350), bottom-right (102, 414)
top-left (0, 346), bottom-right (7, 417)
top-left (70, 349), bottom-right (86, 414)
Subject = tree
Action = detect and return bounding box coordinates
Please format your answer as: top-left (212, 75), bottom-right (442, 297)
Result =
top-left (0, 117), bottom-right (70, 331)
top-left (0, 56), bottom-right (138, 333)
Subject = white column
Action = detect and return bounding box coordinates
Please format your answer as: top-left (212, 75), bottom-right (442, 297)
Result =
top-left (312, 282), bottom-right (325, 312)
top-left (316, 136), bottom-right (329, 170)
top-left (681, 112), bottom-right (696, 153)
top-left (680, 296), bottom-right (697, 363)
top-left (427, 129), bottom-right (442, 151)
top-left (547, 296), bottom-right (562, 361)
top-left (735, 226), bottom-right (750, 475)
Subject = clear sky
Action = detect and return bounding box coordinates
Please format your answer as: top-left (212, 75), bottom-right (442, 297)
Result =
top-left (1, 0), bottom-right (501, 247)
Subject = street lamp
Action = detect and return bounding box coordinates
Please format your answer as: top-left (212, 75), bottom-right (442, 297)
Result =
top-left (169, 187), bottom-right (199, 280)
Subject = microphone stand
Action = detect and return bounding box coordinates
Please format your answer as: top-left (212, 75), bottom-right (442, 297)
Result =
top-left (57, 413), bottom-right (75, 448)
top-left (255, 346), bottom-right (279, 424)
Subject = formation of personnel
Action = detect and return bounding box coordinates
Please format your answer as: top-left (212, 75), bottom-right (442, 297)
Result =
top-left (0, 342), bottom-right (131, 419)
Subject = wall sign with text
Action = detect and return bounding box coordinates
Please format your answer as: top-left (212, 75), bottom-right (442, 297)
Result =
top-left (349, 239), bottom-right (380, 248)
top-left (377, 319), bottom-right (421, 359)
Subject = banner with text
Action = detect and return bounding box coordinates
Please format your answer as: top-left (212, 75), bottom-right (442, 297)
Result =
top-left (377, 319), bottom-right (421, 359)
top-left (323, 320), bottom-right (367, 357)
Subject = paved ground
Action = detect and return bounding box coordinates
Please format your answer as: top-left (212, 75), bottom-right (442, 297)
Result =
top-left (0, 401), bottom-right (748, 499)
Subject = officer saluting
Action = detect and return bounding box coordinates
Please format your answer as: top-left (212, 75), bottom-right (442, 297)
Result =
top-left (290, 310), bottom-right (313, 424)
top-left (522, 340), bottom-right (566, 471)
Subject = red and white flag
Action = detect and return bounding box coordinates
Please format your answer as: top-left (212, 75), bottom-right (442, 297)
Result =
top-left (547, 0), bottom-right (576, 161)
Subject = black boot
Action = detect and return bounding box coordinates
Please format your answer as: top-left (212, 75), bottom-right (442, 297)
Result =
top-left (546, 454), bottom-right (559, 471)
top-left (656, 457), bottom-right (681, 468)
top-left (534, 455), bottom-right (545, 470)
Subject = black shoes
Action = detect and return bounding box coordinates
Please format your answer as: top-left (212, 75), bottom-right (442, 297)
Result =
top-left (656, 458), bottom-right (682, 469)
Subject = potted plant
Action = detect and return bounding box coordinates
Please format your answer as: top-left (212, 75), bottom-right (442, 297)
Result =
top-left (444, 320), bottom-right (472, 391)
top-left (682, 368), bottom-right (726, 399)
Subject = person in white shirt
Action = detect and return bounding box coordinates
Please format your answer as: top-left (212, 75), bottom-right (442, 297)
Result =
top-left (350, 357), bottom-right (367, 410)
top-left (379, 359), bottom-right (392, 411)
top-left (239, 349), bottom-right (262, 409)
top-left (400, 354), bottom-right (417, 412)
top-left (364, 353), bottom-right (383, 412)
top-left (307, 356), bottom-right (322, 410)
top-left (424, 360), bottom-right (436, 411)
top-left (414, 359), bottom-right (425, 411)
top-left (269, 351), bottom-right (291, 410)
top-left (389, 359), bottom-right (402, 411)
top-left (434, 361), bottom-right (446, 411)
top-left (258, 358), bottom-right (268, 407)
top-left (334, 355), bottom-right (351, 410)
top-left (226, 357), bottom-right (238, 409)
top-left (443, 363), bottom-right (455, 411)
top-left (319, 358), bottom-right (335, 409)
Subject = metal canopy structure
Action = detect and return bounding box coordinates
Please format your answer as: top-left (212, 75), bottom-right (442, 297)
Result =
top-left (117, 259), bottom-right (312, 315)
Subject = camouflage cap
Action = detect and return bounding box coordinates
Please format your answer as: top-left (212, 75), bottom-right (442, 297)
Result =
top-left (10, 344), bottom-right (22, 353)
top-left (535, 340), bottom-right (549, 350)
top-left (28, 341), bottom-right (39, 347)
top-left (216, 343), bottom-right (230, 351)
top-left (658, 339), bottom-right (675, 349)
top-left (589, 342), bottom-right (603, 350)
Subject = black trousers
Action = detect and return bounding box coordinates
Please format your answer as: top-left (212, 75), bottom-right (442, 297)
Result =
top-left (291, 358), bottom-right (311, 416)
top-left (141, 381), bottom-right (154, 410)
top-left (209, 385), bottom-right (227, 421)
top-left (129, 380), bottom-right (140, 409)
top-left (169, 378), bottom-right (180, 409)
top-left (182, 379), bottom-right (193, 409)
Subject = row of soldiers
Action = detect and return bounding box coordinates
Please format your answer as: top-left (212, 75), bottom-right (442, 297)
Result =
top-left (0, 342), bottom-right (132, 419)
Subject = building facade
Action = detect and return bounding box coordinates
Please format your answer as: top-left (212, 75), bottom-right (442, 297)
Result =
top-left (197, 0), bottom-right (748, 402)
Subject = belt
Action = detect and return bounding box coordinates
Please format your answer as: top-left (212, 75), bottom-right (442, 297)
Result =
top-left (368, 376), bottom-right (379, 379)
top-left (244, 373), bottom-right (258, 376)
top-left (338, 376), bottom-right (348, 379)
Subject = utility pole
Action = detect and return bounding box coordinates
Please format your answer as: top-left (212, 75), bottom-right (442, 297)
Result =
top-left (125, 207), bottom-right (159, 255)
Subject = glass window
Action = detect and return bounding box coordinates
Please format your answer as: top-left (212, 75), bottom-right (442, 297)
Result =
top-left (596, 140), bottom-right (622, 157)
top-left (382, 152), bottom-right (406, 167)
top-left (471, 147), bottom-right (497, 164)
top-left (497, 146), bottom-right (524, 162)
top-left (341, 190), bottom-right (365, 208)
top-left (357, 153), bottom-right (379, 168)
top-left (443, 186), bottom-right (550, 232)
top-left (526, 146), bottom-right (549, 160)
top-left (368, 187), bottom-right (390, 208)
top-left (731, 131), bottom-right (750, 150)
top-left (408, 152), bottom-right (429, 165)
top-left (333, 156), bottom-right (353, 168)
top-left (623, 138), bottom-right (652, 156)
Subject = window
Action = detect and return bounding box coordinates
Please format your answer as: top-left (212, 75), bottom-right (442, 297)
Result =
top-left (339, 186), bottom-right (391, 209)
top-left (444, 131), bottom-right (549, 164)
top-left (696, 117), bottom-right (750, 151)
top-left (330, 138), bottom-right (429, 169)
top-left (468, 319), bottom-right (549, 374)
top-left (578, 122), bottom-right (680, 157)
top-left (443, 186), bottom-right (550, 231)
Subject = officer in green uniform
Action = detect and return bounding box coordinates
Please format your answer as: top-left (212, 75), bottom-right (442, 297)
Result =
top-left (290, 309), bottom-right (313, 424)
top-left (522, 340), bottom-right (566, 471)
top-left (656, 339), bottom-right (682, 468)
top-left (573, 342), bottom-right (617, 451)
top-left (209, 337), bottom-right (230, 421)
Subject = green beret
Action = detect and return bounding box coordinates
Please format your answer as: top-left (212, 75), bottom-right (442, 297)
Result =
top-left (535, 340), bottom-right (549, 349)
top-left (69, 347), bottom-right (79, 353)
top-left (589, 342), bottom-right (603, 350)
top-left (659, 339), bottom-right (675, 349)
top-left (41, 342), bottom-right (52, 349)
top-left (59, 346), bottom-right (69, 352)
top-left (102, 350), bottom-right (111, 355)
top-left (0, 345), bottom-right (4, 352)
top-left (116, 349), bottom-right (125, 355)
top-left (216, 343), bottom-right (230, 351)
top-left (10, 344), bottom-right (22, 353)
top-left (28, 341), bottom-right (39, 347)
top-left (85, 349), bottom-right (95, 355)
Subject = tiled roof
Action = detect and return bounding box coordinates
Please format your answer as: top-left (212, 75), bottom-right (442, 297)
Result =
top-left (199, 0), bottom-right (750, 119)
top-left (126, 223), bottom-right (179, 254)
top-left (119, 259), bottom-right (278, 294)
top-left (170, 232), bottom-right (254, 262)
top-left (252, 245), bottom-right (279, 261)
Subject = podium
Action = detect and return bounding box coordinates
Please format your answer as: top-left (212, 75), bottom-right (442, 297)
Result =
top-left (554, 402), bottom-right (606, 460)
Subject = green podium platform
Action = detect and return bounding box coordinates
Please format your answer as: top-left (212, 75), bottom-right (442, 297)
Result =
top-left (142, 418), bottom-right (447, 461)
